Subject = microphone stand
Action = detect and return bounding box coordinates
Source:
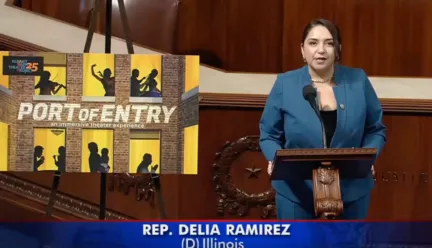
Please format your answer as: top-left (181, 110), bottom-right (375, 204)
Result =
top-left (312, 105), bottom-right (328, 149)
top-left (305, 92), bottom-right (328, 149)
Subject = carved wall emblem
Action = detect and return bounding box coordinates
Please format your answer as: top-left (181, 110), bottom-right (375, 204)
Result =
top-left (245, 164), bottom-right (262, 178)
top-left (213, 135), bottom-right (276, 218)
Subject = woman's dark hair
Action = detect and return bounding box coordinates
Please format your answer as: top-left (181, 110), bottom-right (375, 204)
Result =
top-left (301, 19), bottom-right (342, 61)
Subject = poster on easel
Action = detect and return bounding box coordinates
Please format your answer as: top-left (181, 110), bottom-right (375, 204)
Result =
top-left (0, 52), bottom-right (199, 174)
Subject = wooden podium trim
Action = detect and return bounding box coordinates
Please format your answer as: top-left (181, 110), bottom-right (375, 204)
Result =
top-left (313, 166), bottom-right (344, 219)
top-left (274, 148), bottom-right (376, 219)
top-left (276, 148), bottom-right (377, 161)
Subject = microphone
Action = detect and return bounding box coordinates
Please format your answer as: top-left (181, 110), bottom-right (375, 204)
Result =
top-left (303, 85), bottom-right (318, 111)
top-left (302, 85), bottom-right (328, 148)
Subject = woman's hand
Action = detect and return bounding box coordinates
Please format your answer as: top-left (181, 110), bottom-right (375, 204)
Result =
top-left (371, 165), bottom-right (375, 176)
top-left (267, 161), bottom-right (274, 175)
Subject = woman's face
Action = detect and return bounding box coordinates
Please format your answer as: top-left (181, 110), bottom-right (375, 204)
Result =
top-left (301, 25), bottom-right (337, 72)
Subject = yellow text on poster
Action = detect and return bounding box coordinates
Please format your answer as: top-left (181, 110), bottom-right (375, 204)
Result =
top-left (130, 55), bottom-right (162, 93)
top-left (81, 129), bottom-right (114, 173)
top-left (34, 66), bottom-right (67, 96)
top-left (34, 128), bottom-right (66, 171)
top-left (0, 51), bottom-right (9, 89)
top-left (83, 53), bottom-right (115, 97)
top-left (0, 122), bottom-right (8, 171)
top-left (129, 131), bottom-right (160, 174)
top-left (185, 55), bottom-right (199, 92)
top-left (183, 124), bottom-right (198, 174)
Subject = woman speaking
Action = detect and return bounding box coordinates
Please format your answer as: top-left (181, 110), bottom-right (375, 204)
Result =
top-left (259, 19), bottom-right (387, 219)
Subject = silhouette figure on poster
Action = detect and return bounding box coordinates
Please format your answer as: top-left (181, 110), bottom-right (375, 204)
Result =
top-left (100, 148), bottom-right (111, 173)
top-left (130, 69), bottom-right (147, 97)
top-left (33, 146), bottom-right (45, 171)
top-left (136, 153), bottom-right (158, 174)
top-left (91, 64), bottom-right (115, 96)
top-left (88, 142), bottom-right (101, 172)
top-left (140, 69), bottom-right (161, 97)
top-left (53, 146), bottom-right (66, 173)
top-left (88, 142), bottom-right (111, 173)
top-left (34, 71), bottom-right (66, 95)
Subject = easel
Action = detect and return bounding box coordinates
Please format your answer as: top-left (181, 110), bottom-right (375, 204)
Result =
top-left (45, 0), bottom-right (166, 220)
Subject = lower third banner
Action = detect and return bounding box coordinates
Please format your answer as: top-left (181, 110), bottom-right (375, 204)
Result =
top-left (0, 221), bottom-right (431, 248)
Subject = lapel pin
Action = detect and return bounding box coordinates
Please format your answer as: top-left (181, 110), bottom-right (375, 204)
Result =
top-left (339, 104), bottom-right (345, 110)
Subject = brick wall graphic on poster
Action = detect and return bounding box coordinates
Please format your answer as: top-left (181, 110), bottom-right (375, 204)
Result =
top-left (0, 52), bottom-right (199, 174)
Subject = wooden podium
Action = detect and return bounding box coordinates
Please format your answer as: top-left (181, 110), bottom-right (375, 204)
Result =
top-left (271, 148), bottom-right (376, 219)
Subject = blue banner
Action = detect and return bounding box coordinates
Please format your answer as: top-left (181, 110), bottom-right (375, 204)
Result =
top-left (0, 221), bottom-right (431, 248)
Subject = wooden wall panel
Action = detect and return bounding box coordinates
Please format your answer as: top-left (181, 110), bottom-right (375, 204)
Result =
top-left (282, 0), bottom-right (432, 76)
top-left (19, 0), bottom-right (94, 30)
top-left (107, 0), bottom-right (180, 53)
top-left (224, 0), bottom-right (283, 72)
top-left (179, 0), bottom-right (432, 75)
top-left (17, 0), bottom-right (180, 53)
top-left (175, 0), bottom-right (227, 68)
top-left (11, 0), bottom-right (432, 76)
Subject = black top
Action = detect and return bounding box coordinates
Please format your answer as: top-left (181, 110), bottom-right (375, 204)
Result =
top-left (320, 110), bottom-right (337, 146)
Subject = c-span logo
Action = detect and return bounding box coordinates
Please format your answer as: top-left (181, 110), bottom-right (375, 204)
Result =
top-left (2, 56), bottom-right (44, 76)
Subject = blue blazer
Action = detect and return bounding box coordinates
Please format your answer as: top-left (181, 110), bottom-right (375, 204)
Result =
top-left (259, 64), bottom-right (387, 204)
